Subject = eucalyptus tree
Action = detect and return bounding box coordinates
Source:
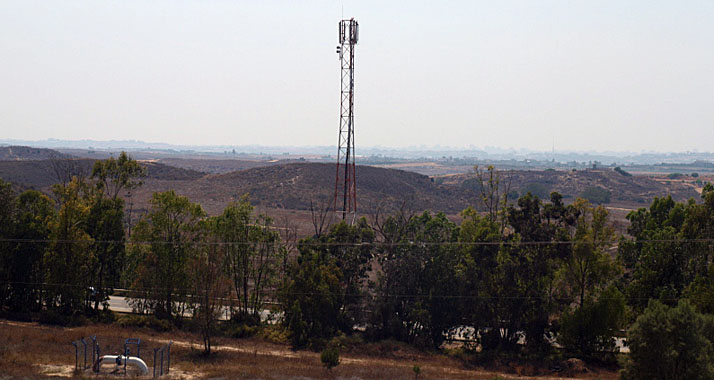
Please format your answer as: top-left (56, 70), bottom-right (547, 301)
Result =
top-left (128, 191), bottom-right (205, 320)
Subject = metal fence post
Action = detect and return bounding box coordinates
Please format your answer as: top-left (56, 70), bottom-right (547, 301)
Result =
top-left (153, 348), bottom-right (158, 377)
top-left (167, 341), bottom-right (172, 374)
top-left (71, 341), bottom-right (78, 370)
top-left (80, 338), bottom-right (87, 369)
top-left (90, 336), bottom-right (97, 366)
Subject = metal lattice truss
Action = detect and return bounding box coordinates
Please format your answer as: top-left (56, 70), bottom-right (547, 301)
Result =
top-left (334, 19), bottom-right (359, 220)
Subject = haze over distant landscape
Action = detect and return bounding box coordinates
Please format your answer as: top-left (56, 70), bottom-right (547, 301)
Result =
top-left (5, 2), bottom-right (714, 379)
top-left (1, 1), bottom-right (713, 152)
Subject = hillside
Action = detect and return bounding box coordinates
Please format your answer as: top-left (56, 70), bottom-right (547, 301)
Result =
top-left (0, 146), bottom-right (72, 160)
top-left (1, 159), bottom-right (705, 220)
top-left (445, 168), bottom-right (701, 206)
top-left (130, 163), bottom-right (470, 215)
top-left (0, 159), bottom-right (204, 190)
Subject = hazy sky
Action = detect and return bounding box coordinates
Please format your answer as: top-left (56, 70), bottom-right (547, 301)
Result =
top-left (1, 1), bottom-right (713, 152)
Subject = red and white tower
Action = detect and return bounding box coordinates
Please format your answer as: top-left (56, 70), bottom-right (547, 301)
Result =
top-left (334, 18), bottom-right (359, 221)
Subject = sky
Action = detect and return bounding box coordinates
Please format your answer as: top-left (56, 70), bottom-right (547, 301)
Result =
top-left (1, 0), bottom-right (713, 152)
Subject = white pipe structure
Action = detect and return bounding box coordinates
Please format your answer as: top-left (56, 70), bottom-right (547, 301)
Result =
top-left (94, 355), bottom-right (149, 375)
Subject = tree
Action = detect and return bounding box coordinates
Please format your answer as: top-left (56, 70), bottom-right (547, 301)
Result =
top-left (556, 199), bottom-right (624, 358)
top-left (87, 152), bottom-right (145, 311)
top-left (190, 223), bottom-right (230, 355)
top-left (579, 186), bottom-right (611, 205)
top-left (320, 219), bottom-right (375, 331)
top-left (472, 165), bottom-right (512, 224)
top-left (128, 191), bottom-right (205, 320)
top-left (558, 285), bottom-right (626, 359)
top-left (458, 207), bottom-right (504, 348)
top-left (485, 192), bottom-right (573, 353)
top-left (213, 197), bottom-right (281, 323)
top-left (281, 246), bottom-right (343, 348)
top-left (370, 211), bottom-right (460, 348)
top-left (619, 196), bottom-right (693, 314)
top-left (7, 190), bottom-right (55, 313)
top-left (558, 199), bottom-right (618, 308)
top-left (622, 300), bottom-right (714, 380)
top-left (0, 179), bottom-right (16, 311)
top-left (91, 151), bottom-right (146, 200)
top-left (45, 177), bottom-right (93, 314)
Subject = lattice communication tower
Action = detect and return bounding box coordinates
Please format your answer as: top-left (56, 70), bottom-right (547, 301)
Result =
top-left (334, 18), bottom-right (359, 221)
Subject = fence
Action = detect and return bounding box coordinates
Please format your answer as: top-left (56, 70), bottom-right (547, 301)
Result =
top-left (71, 335), bottom-right (99, 371)
top-left (153, 341), bottom-right (172, 377)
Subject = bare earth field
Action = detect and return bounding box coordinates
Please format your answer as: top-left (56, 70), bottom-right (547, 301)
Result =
top-left (0, 319), bottom-right (618, 380)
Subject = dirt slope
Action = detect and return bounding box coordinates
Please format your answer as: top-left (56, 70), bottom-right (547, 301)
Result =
top-left (0, 145), bottom-right (72, 160)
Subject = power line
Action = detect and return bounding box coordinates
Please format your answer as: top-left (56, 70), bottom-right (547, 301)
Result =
top-left (1, 237), bottom-right (714, 246)
top-left (1, 281), bottom-right (676, 302)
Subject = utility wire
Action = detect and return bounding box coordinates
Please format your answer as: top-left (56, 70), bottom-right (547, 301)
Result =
top-left (1, 237), bottom-right (713, 246)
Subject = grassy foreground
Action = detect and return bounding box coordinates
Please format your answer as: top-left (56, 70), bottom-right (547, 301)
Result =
top-left (0, 318), bottom-right (618, 379)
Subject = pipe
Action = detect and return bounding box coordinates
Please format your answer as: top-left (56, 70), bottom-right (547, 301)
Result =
top-left (94, 355), bottom-right (148, 375)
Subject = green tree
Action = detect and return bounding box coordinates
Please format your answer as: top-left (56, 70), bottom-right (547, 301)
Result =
top-left (622, 300), bottom-right (714, 380)
top-left (128, 191), bottom-right (205, 320)
top-left (0, 179), bottom-right (16, 310)
top-left (45, 177), bottom-right (93, 314)
top-left (558, 199), bottom-right (618, 307)
top-left (91, 151), bottom-right (146, 200)
top-left (558, 285), bottom-right (626, 359)
top-left (319, 219), bottom-right (375, 331)
top-left (484, 193), bottom-right (573, 353)
top-left (212, 196), bottom-right (281, 323)
top-left (556, 199), bottom-right (624, 358)
top-left (87, 152), bottom-right (145, 311)
top-left (619, 196), bottom-right (693, 314)
top-left (190, 223), bottom-right (230, 355)
top-left (281, 246), bottom-right (343, 348)
top-left (7, 190), bottom-right (55, 313)
top-left (370, 211), bottom-right (460, 348)
top-left (579, 186), bottom-right (611, 205)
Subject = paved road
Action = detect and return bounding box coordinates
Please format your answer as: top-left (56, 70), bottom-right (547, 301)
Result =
top-left (107, 296), bottom-right (275, 321)
top-left (107, 296), bottom-right (629, 353)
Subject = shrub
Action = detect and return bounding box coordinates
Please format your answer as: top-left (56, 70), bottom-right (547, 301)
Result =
top-left (522, 183), bottom-right (550, 199)
top-left (614, 167), bottom-right (632, 177)
top-left (227, 323), bottom-right (259, 338)
top-left (667, 172), bottom-right (684, 179)
top-left (558, 286), bottom-right (626, 360)
top-left (412, 365), bottom-right (421, 379)
top-left (259, 325), bottom-right (290, 344)
top-left (116, 314), bottom-right (173, 331)
top-left (579, 186), bottom-right (611, 204)
top-left (38, 310), bottom-right (89, 327)
top-left (692, 172), bottom-right (700, 178)
top-left (320, 346), bottom-right (340, 370)
top-left (621, 300), bottom-right (714, 380)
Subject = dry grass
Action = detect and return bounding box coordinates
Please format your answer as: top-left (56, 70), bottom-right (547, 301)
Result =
top-left (0, 319), bottom-right (618, 380)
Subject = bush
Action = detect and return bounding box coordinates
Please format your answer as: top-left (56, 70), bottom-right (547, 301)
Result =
top-left (116, 314), bottom-right (174, 332)
top-left (621, 300), bottom-right (714, 380)
top-left (320, 346), bottom-right (340, 370)
top-left (522, 183), bottom-right (550, 199)
top-left (579, 186), bottom-right (611, 204)
top-left (614, 167), bottom-right (632, 176)
top-left (558, 286), bottom-right (626, 360)
top-left (692, 172), bottom-right (700, 178)
top-left (226, 323), bottom-right (259, 338)
top-left (667, 172), bottom-right (684, 179)
top-left (38, 310), bottom-right (89, 327)
top-left (259, 325), bottom-right (290, 344)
